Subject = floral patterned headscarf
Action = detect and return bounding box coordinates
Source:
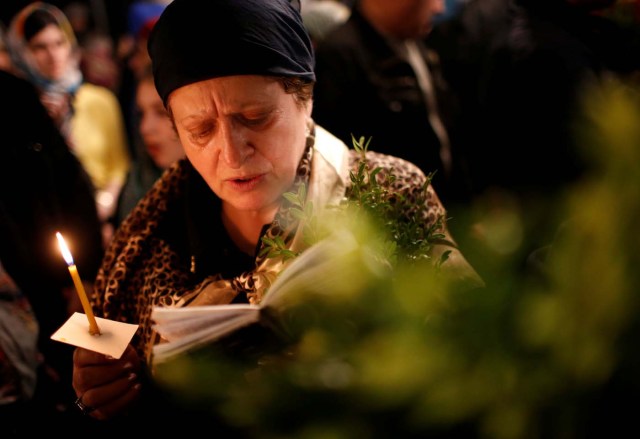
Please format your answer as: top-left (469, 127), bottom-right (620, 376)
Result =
top-left (6, 2), bottom-right (82, 95)
top-left (6, 2), bottom-right (82, 141)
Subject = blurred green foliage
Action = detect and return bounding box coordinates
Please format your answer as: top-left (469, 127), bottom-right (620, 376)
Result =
top-left (154, 78), bottom-right (640, 439)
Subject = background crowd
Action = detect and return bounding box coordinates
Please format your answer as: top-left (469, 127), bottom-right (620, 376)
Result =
top-left (0, 0), bottom-right (639, 437)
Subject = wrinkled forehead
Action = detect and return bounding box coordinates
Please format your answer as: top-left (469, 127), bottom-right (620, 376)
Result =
top-left (166, 76), bottom-right (286, 115)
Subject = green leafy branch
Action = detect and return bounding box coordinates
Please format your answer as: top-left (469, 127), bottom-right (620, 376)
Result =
top-left (260, 135), bottom-right (451, 269)
top-left (346, 135), bottom-right (449, 267)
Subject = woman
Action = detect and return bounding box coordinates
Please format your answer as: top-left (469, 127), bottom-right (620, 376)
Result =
top-left (112, 68), bottom-right (185, 227)
top-left (72, 0), bottom-right (481, 423)
top-left (7, 2), bottom-right (130, 244)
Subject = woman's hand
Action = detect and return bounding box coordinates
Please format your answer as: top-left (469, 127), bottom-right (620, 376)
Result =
top-left (72, 344), bottom-right (142, 420)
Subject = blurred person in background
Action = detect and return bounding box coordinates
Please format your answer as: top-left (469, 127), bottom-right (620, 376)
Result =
top-left (465, 0), bottom-right (639, 198)
top-left (79, 33), bottom-right (121, 93)
top-left (424, 0), bottom-right (512, 269)
top-left (7, 2), bottom-right (131, 246)
top-left (116, 0), bottom-right (170, 160)
top-left (426, 0), bottom-right (511, 195)
top-left (0, 258), bottom-right (39, 439)
top-left (0, 68), bottom-right (104, 435)
top-left (111, 67), bottom-right (185, 228)
top-left (428, 0), bottom-right (640, 278)
top-left (312, 0), bottom-right (471, 207)
top-left (478, 0), bottom-right (637, 248)
top-left (111, 2), bottom-right (169, 230)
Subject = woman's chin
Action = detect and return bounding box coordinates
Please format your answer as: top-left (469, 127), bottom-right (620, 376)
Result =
top-left (222, 192), bottom-right (281, 216)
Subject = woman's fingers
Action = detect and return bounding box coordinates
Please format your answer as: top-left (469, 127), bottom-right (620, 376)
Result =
top-left (74, 355), bottom-right (136, 390)
top-left (72, 344), bottom-right (143, 420)
top-left (80, 372), bottom-right (142, 420)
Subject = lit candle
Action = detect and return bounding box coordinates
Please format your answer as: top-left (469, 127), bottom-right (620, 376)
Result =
top-left (56, 232), bottom-right (101, 335)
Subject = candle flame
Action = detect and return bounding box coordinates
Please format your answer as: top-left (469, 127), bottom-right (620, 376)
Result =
top-left (56, 232), bottom-right (75, 266)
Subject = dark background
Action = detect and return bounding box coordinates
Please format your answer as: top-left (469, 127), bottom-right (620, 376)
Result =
top-left (1, 0), bottom-right (131, 41)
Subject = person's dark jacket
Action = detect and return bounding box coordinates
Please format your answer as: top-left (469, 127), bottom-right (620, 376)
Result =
top-left (470, 0), bottom-right (639, 196)
top-left (0, 70), bottom-right (104, 419)
top-left (312, 6), bottom-right (467, 205)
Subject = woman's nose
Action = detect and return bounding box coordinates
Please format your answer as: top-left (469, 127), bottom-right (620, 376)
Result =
top-left (219, 124), bottom-right (253, 168)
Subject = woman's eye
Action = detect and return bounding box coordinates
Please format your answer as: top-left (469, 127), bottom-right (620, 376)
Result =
top-left (189, 125), bottom-right (214, 143)
top-left (241, 114), bottom-right (269, 127)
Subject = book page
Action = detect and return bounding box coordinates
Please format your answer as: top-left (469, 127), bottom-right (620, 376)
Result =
top-left (152, 306), bottom-right (260, 363)
top-left (152, 304), bottom-right (258, 341)
top-left (151, 229), bottom-right (364, 364)
top-left (261, 229), bottom-right (360, 310)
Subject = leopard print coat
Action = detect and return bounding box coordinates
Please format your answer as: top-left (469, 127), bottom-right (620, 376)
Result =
top-left (92, 129), bottom-right (448, 361)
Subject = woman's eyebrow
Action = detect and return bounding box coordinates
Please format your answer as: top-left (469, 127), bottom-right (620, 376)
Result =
top-left (177, 111), bottom-right (211, 125)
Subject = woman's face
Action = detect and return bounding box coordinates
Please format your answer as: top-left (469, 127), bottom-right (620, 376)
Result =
top-left (27, 23), bottom-right (71, 80)
top-left (136, 78), bottom-right (184, 169)
top-left (168, 75), bottom-right (310, 216)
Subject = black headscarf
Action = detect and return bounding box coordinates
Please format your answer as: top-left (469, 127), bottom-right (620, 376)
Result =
top-left (148, 0), bottom-right (315, 105)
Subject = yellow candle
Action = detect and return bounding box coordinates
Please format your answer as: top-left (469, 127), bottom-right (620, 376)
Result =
top-left (56, 232), bottom-right (101, 335)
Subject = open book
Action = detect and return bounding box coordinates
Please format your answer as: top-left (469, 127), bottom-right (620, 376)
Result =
top-left (151, 229), bottom-right (375, 364)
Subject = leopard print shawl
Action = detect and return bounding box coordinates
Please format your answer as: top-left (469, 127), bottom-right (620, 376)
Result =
top-left (91, 124), bottom-right (446, 361)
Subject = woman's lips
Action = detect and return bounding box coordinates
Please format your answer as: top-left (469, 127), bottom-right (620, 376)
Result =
top-left (225, 174), bottom-right (265, 191)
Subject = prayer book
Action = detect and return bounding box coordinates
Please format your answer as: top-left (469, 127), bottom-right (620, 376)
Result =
top-left (151, 229), bottom-right (371, 364)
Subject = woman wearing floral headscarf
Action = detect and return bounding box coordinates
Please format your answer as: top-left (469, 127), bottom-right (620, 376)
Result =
top-left (7, 2), bottom-right (130, 244)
